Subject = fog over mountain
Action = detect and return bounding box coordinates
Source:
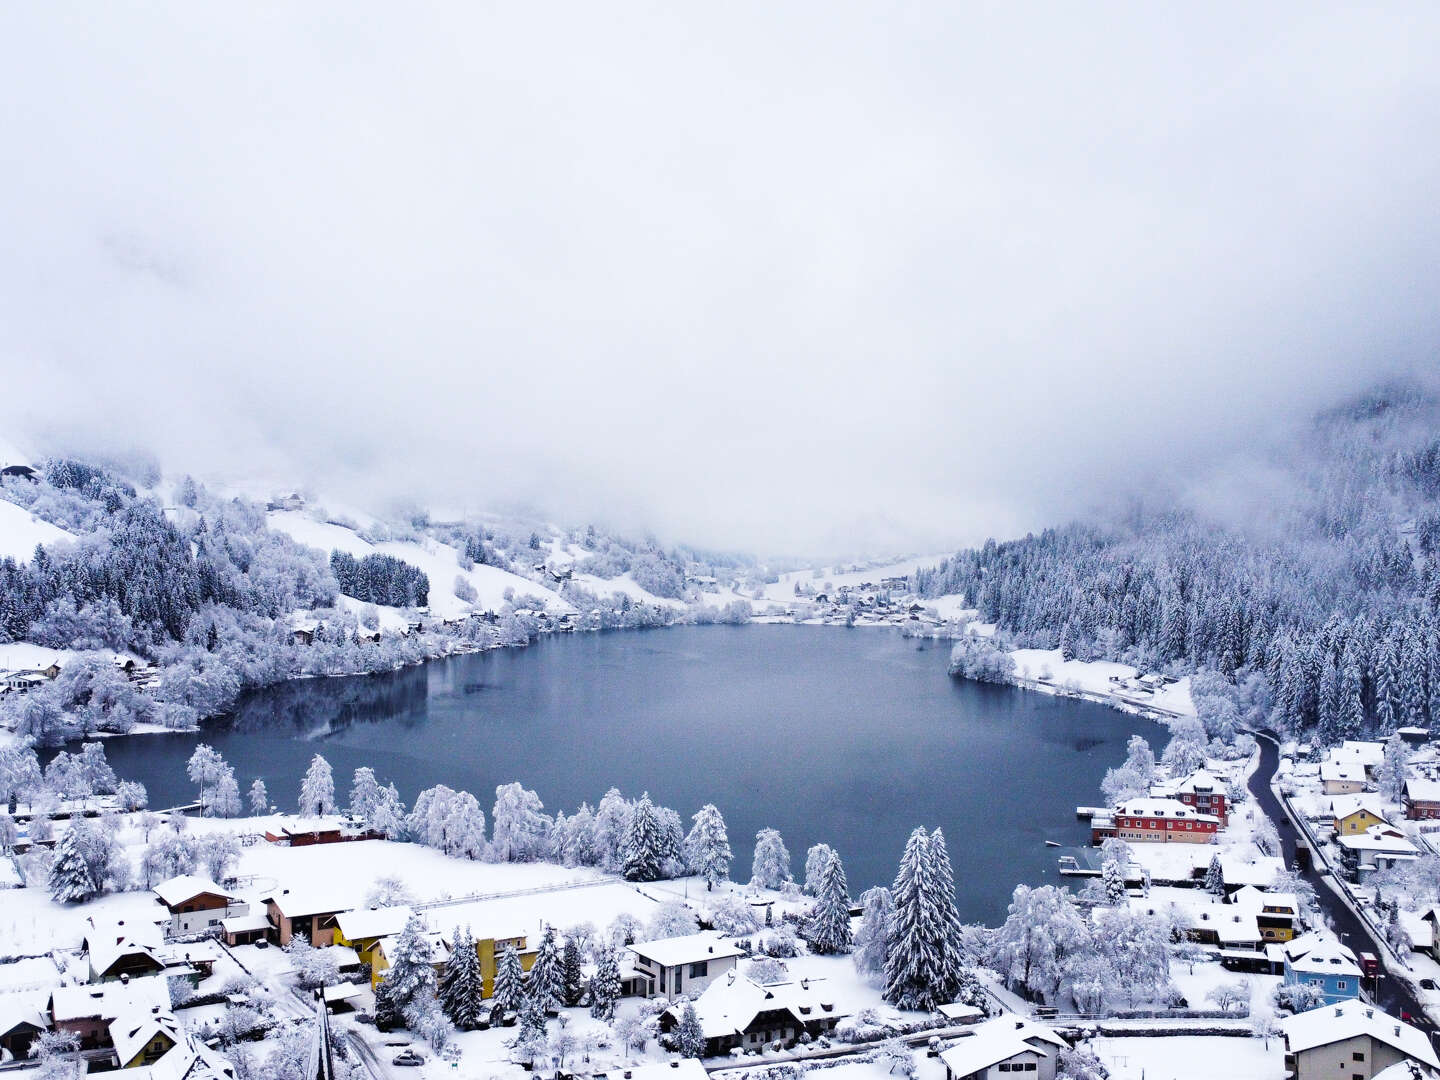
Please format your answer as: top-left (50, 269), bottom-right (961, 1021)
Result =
top-left (3, 4), bottom-right (1439, 554)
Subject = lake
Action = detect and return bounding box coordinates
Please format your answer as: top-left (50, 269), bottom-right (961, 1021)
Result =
top-left (89, 625), bottom-right (1158, 923)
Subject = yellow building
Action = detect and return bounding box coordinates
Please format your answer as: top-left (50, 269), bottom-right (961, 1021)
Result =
top-left (336, 904), bottom-right (539, 994)
top-left (333, 906), bottom-right (416, 980)
top-left (475, 933), bottom-right (538, 998)
top-left (1330, 796), bottom-right (1389, 836)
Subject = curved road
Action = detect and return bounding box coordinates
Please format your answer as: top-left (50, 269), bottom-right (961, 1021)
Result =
top-left (1248, 732), bottom-right (1432, 1029)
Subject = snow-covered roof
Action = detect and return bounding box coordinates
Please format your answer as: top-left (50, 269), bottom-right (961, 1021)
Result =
top-left (0, 956), bottom-right (62, 994)
top-left (1231, 886), bottom-right (1297, 915)
top-left (1217, 852), bottom-right (1283, 888)
top-left (1337, 826), bottom-right (1420, 857)
top-left (87, 930), bottom-right (164, 979)
top-left (628, 931), bottom-right (745, 969)
top-left (1335, 741), bottom-right (1386, 766)
top-left (1283, 1001), bottom-right (1438, 1069)
top-left (938, 1016), bottom-right (1068, 1077)
top-left (220, 913), bottom-right (271, 935)
top-left (937, 1002), bottom-right (984, 1022)
top-left (377, 931), bottom-right (449, 968)
top-left (1112, 797), bottom-right (1219, 823)
top-left (1213, 911), bottom-right (1262, 944)
top-left (1404, 777), bottom-right (1440, 803)
top-left (110, 1009), bottom-right (183, 1066)
top-left (1283, 931), bottom-right (1362, 978)
top-left (153, 874), bottom-right (235, 909)
top-left (0, 991), bottom-right (47, 1036)
top-left (334, 905), bottom-right (414, 942)
top-left (262, 889), bottom-right (351, 918)
top-left (51, 976), bottom-right (169, 1022)
top-left (1329, 794), bottom-right (1389, 822)
top-left (1320, 761), bottom-right (1368, 782)
top-left (679, 972), bottom-right (848, 1041)
top-left (323, 982), bottom-right (364, 1004)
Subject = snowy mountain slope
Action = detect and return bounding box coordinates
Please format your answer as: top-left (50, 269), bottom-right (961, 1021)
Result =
top-left (570, 571), bottom-right (685, 610)
top-left (266, 510), bottom-right (571, 617)
top-left (0, 499), bottom-right (74, 562)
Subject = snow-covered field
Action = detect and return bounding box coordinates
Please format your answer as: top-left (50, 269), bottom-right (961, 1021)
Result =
top-left (1009, 648), bottom-right (1197, 717)
top-left (267, 510), bottom-right (571, 617)
top-left (0, 497), bottom-right (72, 562)
top-left (760, 556), bottom-right (950, 604)
top-left (1089, 1035), bottom-right (1282, 1080)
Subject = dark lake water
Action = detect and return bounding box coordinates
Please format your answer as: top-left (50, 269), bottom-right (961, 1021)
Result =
top-left (89, 625), bottom-right (1158, 923)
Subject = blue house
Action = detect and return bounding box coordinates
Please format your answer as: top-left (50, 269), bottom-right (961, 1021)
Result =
top-left (1282, 931), bottom-right (1363, 1005)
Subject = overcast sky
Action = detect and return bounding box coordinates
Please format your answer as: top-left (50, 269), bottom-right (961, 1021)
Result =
top-left (2, 4), bottom-right (1439, 556)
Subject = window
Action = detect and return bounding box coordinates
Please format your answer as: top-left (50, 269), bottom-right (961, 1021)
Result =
top-left (1023, 1066), bottom-right (1037, 1073)
top-left (1337, 981), bottom-right (1347, 989)
top-left (1352, 1052), bottom-right (1365, 1061)
top-left (690, 961), bottom-right (709, 977)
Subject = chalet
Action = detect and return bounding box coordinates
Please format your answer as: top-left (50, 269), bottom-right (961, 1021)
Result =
top-left (50, 976), bottom-right (170, 1050)
top-left (628, 932), bottom-right (745, 999)
top-left (1333, 740), bottom-right (1387, 775)
top-left (0, 464), bottom-right (38, 481)
top-left (1403, 777), bottom-right (1440, 820)
top-left (1283, 1001), bottom-right (1439, 1080)
top-left (1107, 798), bottom-right (1220, 844)
top-left (1337, 825), bottom-right (1421, 877)
top-left (264, 816), bottom-right (373, 846)
top-left (939, 1016), bottom-right (1069, 1080)
top-left (1330, 795), bottom-right (1391, 836)
top-left (83, 919), bottom-right (166, 983)
top-left (661, 972), bottom-right (848, 1057)
top-left (261, 889), bottom-right (349, 947)
top-left (110, 1009), bottom-right (182, 1068)
top-left (0, 999), bottom-right (46, 1060)
top-left (880, 576), bottom-right (909, 593)
top-left (1231, 885), bottom-right (1300, 943)
top-left (1283, 932), bottom-right (1364, 1005)
top-left (1150, 768), bottom-right (1228, 825)
top-left (152, 874), bottom-right (243, 938)
top-left (1320, 760), bottom-right (1369, 795)
top-left (292, 627), bottom-right (315, 646)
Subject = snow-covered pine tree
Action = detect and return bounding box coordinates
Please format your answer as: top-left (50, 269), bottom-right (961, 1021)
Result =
top-left (527, 925), bottom-right (562, 1014)
top-left (926, 828), bottom-right (966, 997)
top-left (247, 777), bottom-right (268, 816)
top-left (48, 825), bottom-right (97, 903)
top-left (852, 885), bottom-right (894, 979)
top-left (884, 828), bottom-right (937, 1009)
top-left (803, 847), bottom-right (852, 954)
top-left (685, 803), bottom-right (732, 890)
top-left (1204, 854), bottom-right (1225, 898)
top-left (620, 793), bottom-right (665, 882)
top-left (561, 937), bottom-right (585, 1007)
top-left (750, 827), bottom-right (792, 890)
top-left (1379, 733), bottom-right (1407, 802)
top-left (804, 843), bottom-right (836, 896)
top-left (589, 946), bottom-right (621, 1021)
top-left (438, 925), bottom-right (484, 1029)
top-left (675, 1001), bottom-right (705, 1058)
top-left (381, 914), bottom-right (438, 1023)
top-left (515, 995), bottom-right (548, 1066)
top-left (492, 944), bottom-right (525, 1015)
top-left (1101, 858), bottom-right (1126, 905)
top-left (594, 788), bottom-right (631, 871)
top-left (298, 754), bottom-right (335, 817)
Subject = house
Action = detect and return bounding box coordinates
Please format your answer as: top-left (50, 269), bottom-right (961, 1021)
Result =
top-left (1397, 727), bottom-right (1431, 746)
top-left (661, 972), bottom-right (848, 1057)
top-left (1321, 761), bottom-right (1370, 795)
top-left (373, 931), bottom-right (449, 987)
top-left (1337, 825), bottom-right (1421, 878)
top-left (152, 875), bottom-right (243, 938)
top-left (110, 1009), bottom-right (182, 1068)
top-left (0, 996), bottom-right (47, 1060)
top-left (628, 931), bottom-right (746, 998)
top-left (1282, 931), bottom-right (1364, 1005)
top-left (1107, 798), bottom-right (1220, 844)
top-left (1331, 795), bottom-right (1391, 836)
top-left (938, 1016), bottom-right (1069, 1080)
top-left (1283, 1001), bottom-right (1439, 1080)
top-left (1150, 768), bottom-right (1229, 825)
top-left (0, 464), bottom-right (38, 482)
top-left (83, 918), bottom-right (166, 983)
top-left (1334, 741), bottom-right (1387, 775)
top-left (1403, 778), bottom-right (1440, 820)
top-left (50, 976), bottom-right (170, 1050)
top-left (264, 816), bottom-right (371, 846)
top-left (473, 932), bottom-right (538, 999)
top-left (261, 889), bottom-right (349, 947)
top-left (1231, 885), bottom-right (1300, 943)
top-left (1215, 851), bottom-right (1285, 894)
top-left (333, 906), bottom-right (416, 985)
top-left (220, 911), bottom-right (272, 947)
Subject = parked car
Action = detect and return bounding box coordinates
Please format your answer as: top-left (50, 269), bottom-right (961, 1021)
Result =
top-left (393, 1049), bottom-right (425, 1067)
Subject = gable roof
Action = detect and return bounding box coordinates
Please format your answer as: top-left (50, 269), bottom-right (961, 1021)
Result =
top-left (51, 976), bottom-right (170, 1022)
top-left (110, 1009), bottom-right (182, 1066)
top-left (939, 1016), bottom-right (1068, 1077)
top-left (628, 931), bottom-right (746, 969)
top-left (1328, 794), bottom-right (1389, 822)
top-left (262, 889), bottom-right (350, 919)
top-left (679, 972), bottom-right (848, 1041)
top-left (1404, 777), bottom-right (1440, 803)
top-left (334, 906), bottom-right (414, 942)
top-left (153, 875), bottom-right (236, 909)
top-left (1283, 931), bottom-right (1362, 978)
top-left (1283, 1001), bottom-right (1438, 1069)
top-left (0, 990), bottom-right (48, 1037)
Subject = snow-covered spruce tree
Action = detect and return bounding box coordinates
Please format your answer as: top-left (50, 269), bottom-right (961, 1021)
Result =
top-left (852, 885), bottom-right (894, 980)
top-left (594, 788), bottom-right (631, 871)
top-left (515, 996), bottom-right (549, 1067)
top-left (561, 937), bottom-right (585, 1007)
top-left (298, 753), bottom-right (335, 817)
top-left (803, 847), bottom-right (852, 954)
top-left (804, 843), bottom-right (836, 897)
top-left (1101, 858), bottom-right (1126, 905)
top-left (926, 828), bottom-right (966, 994)
top-left (492, 944), bottom-right (525, 1015)
top-left (438, 925), bottom-right (484, 1029)
top-left (527, 925), bottom-right (563, 1014)
top-left (750, 827), bottom-right (792, 890)
top-left (381, 914), bottom-right (438, 1025)
top-left (884, 828), bottom-right (937, 1009)
top-left (685, 803), bottom-right (732, 889)
top-left (1204, 853), bottom-right (1225, 898)
top-left (675, 1001), bottom-right (705, 1058)
top-left (48, 825), bottom-right (97, 903)
top-left (247, 777), bottom-right (268, 816)
top-left (620, 793), bottom-right (666, 882)
top-left (589, 945), bottom-right (621, 1021)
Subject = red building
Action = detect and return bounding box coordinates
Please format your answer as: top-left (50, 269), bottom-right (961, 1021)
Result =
top-left (1109, 798), bottom-right (1220, 844)
top-left (1151, 769), bottom-right (1228, 826)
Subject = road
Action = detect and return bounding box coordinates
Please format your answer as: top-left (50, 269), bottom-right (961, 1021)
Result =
top-left (1247, 732), bottom-right (1433, 1030)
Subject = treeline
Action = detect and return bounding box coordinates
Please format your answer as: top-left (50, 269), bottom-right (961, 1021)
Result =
top-left (329, 551), bottom-right (429, 607)
top-left (918, 384), bottom-right (1440, 743)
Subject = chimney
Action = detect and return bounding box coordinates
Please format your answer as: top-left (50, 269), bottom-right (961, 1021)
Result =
top-left (1335, 1006), bottom-right (1344, 1017)
top-left (708, 946), bottom-right (713, 954)
top-left (1015, 1021), bottom-right (1024, 1030)
top-left (120, 974), bottom-right (129, 985)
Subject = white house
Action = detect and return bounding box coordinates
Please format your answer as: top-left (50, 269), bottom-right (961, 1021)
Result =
top-left (152, 875), bottom-right (243, 938)
top-left (627, 931), bottom-right (745, 999)
top-left (1321, 761), bottom-right (1369, 795)
top-left (938, 1016), bottom-right (1069, 1080)
top-left (1282, 1001), bottom-right (1439, 1080)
